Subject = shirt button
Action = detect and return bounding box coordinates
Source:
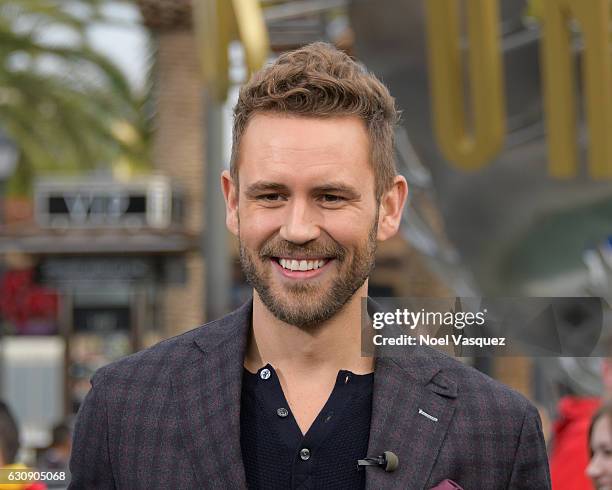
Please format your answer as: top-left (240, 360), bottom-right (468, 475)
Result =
top-left (260, 368), bottom-right (271, 380)
top-left (277, 407), bottom-right (289, 418)
top-left (300, 448), bottom-right (311, 461)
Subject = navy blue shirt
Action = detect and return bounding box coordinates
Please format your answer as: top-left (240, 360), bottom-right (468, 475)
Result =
top-left (240, 364), bottom-right (374, 490)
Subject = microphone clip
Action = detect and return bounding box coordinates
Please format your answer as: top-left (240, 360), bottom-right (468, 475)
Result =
top-left (357, 451), bottom-right (399, 472)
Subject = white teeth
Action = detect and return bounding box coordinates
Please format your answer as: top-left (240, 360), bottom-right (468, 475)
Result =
top-left (278, 258), bottom-right (328, 271)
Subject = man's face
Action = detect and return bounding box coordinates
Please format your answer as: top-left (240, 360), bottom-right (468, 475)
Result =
top-left (226, 114), bottom-right (381, 329)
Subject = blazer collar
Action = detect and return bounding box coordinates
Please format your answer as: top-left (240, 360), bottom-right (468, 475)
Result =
top-left (170, 299), bottom-right (252, 488)
top-left (172, 298), bottom-right (458, 489)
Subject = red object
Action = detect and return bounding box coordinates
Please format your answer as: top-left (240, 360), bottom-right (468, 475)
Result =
top-left (550, 396), bottom-right (601, 490)
top-left (25, 483), bottom-right (47, 490)
top-left (0, 269), bottom-right (58, 332)
top-left (430, 479), bottom-right (464, 489)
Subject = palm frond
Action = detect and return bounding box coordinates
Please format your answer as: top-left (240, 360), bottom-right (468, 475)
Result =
top-left (0, 0), bottom-right (151, 194)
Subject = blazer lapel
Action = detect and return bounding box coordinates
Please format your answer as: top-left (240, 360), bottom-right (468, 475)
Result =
top-left (170, 300), bottom-right (252, 489)
top-left (365, 351), bottom-right (457, 490)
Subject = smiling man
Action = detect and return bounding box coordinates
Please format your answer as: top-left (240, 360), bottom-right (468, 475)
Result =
top-left (69, 43), bottom-right (551, 489)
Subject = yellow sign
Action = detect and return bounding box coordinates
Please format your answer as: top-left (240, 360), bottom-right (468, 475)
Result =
top-left (192, 0), bottom-right (269, 102)
top-left (425, 0), bottom-right (506, 170)
top-left (425, 0), bottom-right (612, 179)
top-left (540, 0), bottom-right (612, 178)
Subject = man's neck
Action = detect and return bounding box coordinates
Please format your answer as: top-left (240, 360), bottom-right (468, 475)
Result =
top-left (244, 284), bottom-right (374, 377)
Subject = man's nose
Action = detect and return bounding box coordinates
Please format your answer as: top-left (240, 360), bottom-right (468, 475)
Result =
top-left (279, 199), bottom-right (320, 244)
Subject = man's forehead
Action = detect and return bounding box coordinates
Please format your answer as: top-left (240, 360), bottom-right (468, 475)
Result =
top-left (238, 114), bottom-right (372, 173)
top-left (242, 113), bottom-right (369, 148)
top-left (238, 158), bottom-right (373, 191)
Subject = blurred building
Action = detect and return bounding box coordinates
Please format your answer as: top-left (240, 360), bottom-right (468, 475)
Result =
top-left (0, 173), bottom-right (197, 449)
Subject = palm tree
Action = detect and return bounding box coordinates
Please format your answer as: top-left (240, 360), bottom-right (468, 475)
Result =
top-left (0, 0), bottom-right (150, 195)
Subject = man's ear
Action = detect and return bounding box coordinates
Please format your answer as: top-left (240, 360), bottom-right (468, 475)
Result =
top-left (376, 175), bottom-right (408, 242)
top-left (221, 170), bottom-right (239, 236)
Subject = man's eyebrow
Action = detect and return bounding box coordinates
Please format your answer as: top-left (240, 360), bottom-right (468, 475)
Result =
top-left (244, 181), bottom-right (289, 196)
top-left (312, 183), bottom-right (361, 198)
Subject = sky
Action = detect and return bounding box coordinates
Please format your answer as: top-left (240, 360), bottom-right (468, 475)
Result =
top-left (87, 1), bottom-right (149, 91)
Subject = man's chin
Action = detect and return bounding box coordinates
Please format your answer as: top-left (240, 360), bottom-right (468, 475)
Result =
top-left (260, 286), bottom-right (359, 328)
top-left (267, 297), bottom-right (323, 317)
top-left (269, 308), bottom-right (335, 329)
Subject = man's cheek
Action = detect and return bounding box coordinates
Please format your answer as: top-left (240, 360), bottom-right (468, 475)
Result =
top-left (240, 213), bottom-right (281, 239)
top-left (326, 210), bottom-right (368, 228)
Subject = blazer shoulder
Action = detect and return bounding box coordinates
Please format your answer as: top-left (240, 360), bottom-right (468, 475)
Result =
top-left (93, 301), bottom-right (251, 384)
top-left (91, 322), bottom-right (206, 384)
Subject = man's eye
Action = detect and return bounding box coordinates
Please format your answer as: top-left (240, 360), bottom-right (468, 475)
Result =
top-left (321, 194), bottom-right (344, 203)
top-left (258, 194), bottom-right (282, 201)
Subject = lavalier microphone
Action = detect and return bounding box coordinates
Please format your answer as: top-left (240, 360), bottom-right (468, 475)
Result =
top-left (357, 451), bottom-right (399, 472)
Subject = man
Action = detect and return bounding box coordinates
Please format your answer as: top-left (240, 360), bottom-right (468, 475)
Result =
top-left (69, 42), bottom-right (550, 489)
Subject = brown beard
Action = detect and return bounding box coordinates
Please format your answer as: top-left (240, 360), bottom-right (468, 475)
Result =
top-left (238, 212), bottom-right (379, 329)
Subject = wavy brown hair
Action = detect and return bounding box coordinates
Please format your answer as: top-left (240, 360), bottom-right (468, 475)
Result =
top-left (231, 42), bottom-right (399, 200)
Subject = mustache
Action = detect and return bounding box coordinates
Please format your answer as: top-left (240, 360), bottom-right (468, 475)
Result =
top-left (259, 239), bottom-right (346, 261)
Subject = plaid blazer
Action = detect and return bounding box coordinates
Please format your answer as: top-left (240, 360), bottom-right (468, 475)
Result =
top-left (68, 299), bottom-right (551, 489)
